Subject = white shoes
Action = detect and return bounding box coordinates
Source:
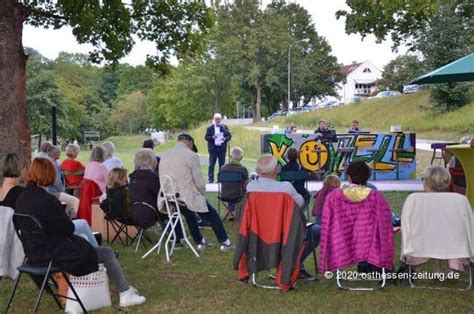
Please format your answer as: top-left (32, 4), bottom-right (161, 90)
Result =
top-left (119, 286), bottom-right (146, 307)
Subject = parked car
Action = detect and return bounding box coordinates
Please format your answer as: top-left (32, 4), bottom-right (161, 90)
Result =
top-left (403, 84), bottom-right (419, 94)
top-left (346, 96), bottom-right (367, 104)
top-left (318, 99), bottom-right (339, 109)
top-left (370, 90), bottom-right (402, 99)
top-left (267, 111), bottom-right (287, 120)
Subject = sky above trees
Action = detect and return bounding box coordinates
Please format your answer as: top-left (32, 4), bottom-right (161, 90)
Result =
top-left (22, 0), bottom-right (408, 69)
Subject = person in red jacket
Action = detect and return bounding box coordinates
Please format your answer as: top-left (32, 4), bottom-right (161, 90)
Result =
top-left (61, 143), bottom-right (85, 188)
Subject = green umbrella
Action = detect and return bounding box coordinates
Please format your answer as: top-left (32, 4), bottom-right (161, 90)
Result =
top-left (408, 53), bottom-right (474, 84)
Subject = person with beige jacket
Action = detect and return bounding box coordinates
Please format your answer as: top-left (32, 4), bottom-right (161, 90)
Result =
top-left (158, 134), bottom-right (234, 252)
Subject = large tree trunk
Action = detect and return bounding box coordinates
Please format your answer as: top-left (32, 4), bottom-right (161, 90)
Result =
top-left (0, 1), bottom-right (30, 164)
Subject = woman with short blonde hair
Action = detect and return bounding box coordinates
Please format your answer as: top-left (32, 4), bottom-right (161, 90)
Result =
top-left (423, 166), bottom-right (451, 192)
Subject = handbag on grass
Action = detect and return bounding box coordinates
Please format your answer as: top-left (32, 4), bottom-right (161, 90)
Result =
top-left (65, 263), bottom-right (111, 313)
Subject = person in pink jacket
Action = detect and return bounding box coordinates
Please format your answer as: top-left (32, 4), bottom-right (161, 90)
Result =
top-left (319, 161), bottom-right (394, 273)
top-left (84, 146), bottom-right (109, 193)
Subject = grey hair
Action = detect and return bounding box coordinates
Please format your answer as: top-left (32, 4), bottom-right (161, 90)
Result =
top-left (213, 113), bottom-right (222, 120)
top-left (255, 154), bottom-right (277, 176)
top-left (102, 141), bottom-right (116, 158)
top-left (90, 146), bottom-right (105, 162)
top-left (65, 143), bottom-right (80, 158)
top-left (47, 145), bottom-right (60, 157)
top-left (134, 148), bottom-right (156, 169)
top-left (423, 166), bottom-right (451, 192)
top-left (231, 147), bottom-right (243, 161)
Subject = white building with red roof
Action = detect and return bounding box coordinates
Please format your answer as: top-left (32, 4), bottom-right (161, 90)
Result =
top-left (338, 60), bottom-right (382, 103)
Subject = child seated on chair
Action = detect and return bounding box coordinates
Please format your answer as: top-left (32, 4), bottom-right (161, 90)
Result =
top-left (312, 174), bottom-right (340, 225)
top-left (100, 168), bottom-right (132, 221)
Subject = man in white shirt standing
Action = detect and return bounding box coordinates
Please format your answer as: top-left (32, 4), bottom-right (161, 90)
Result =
top-left (205, 113), bottom-right (232, 183)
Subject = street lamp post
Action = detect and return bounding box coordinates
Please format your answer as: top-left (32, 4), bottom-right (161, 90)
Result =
top-left (288, 38), bottom-right (309, 109)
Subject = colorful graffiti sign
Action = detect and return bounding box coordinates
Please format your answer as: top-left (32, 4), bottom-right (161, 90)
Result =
top-left (262, 133), bottom-right (416, 180)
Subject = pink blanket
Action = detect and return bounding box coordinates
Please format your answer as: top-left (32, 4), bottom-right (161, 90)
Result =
top-left (319, 189), bottom-right (394, 272)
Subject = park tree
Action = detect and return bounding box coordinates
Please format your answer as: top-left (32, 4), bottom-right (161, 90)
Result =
top-left (379, 55), bottom-right (425, 92)
top-left (109, 91), bottom-right (149, 135)
top-left (337, 0), bottom-right (473, 110)
top-left (0, 0), bottom-right (214, 162)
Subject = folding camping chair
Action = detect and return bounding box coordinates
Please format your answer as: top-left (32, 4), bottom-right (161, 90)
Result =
top-left (235, 192), bottom-right (306, 291)
top-left (100, 185), bottom-right (139, 247)
top-left (280, 170), bottom-right (310, 219)
top-left (4, 214), bottom-right (87, 313)
top-left (217, 171), bottom-right (245, 221)
top-left (401, 192), bottom-right (473, 290)
top-left (142, 175), bottom-right (200, 262)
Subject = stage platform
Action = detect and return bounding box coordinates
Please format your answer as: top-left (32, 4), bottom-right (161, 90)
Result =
top-left (206, 179), bottom-right (424, 193)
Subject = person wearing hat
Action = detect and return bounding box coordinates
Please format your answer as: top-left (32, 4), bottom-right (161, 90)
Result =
top-left (205, 113), bottom-right (232, 183)
top-left (158, 134), bottom-right (234, 251)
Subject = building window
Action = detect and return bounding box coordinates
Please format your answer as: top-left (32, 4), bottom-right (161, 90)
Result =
top-left (363, 68), bottom-right (371, 73)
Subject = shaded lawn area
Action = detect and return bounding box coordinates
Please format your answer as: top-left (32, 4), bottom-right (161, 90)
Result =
top-left (1, 191), bottom-right (473, 313)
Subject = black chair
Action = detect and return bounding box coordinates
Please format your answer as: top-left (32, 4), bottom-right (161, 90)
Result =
top-left (280, 170), bottom-right (310, 219)
top-left (130, 201), bottom-right (157, 252)
top-left (217, 171), bottom-right (245, 221)
top-left (100, 186), bottom-right (139, 247)
top-left (4, 213), bottom-right (87, 313)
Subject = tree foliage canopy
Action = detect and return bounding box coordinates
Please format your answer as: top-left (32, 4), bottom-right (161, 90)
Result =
top-left (19, 0), bottom-right (214, 69)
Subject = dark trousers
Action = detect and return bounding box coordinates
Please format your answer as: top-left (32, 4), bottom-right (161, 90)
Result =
top-left (208, 146), bottom-right (226, 181)
top-left (180, 201), bottom-right (229, 244)
top-left (301, 223), bottom-right (321, 271)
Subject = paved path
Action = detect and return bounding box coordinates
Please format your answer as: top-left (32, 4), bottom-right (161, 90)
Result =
top-left (206, 179), bottom-right (423, 193)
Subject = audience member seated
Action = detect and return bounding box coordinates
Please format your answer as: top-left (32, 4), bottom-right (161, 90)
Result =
top-left (246, 154), bottom-right (321, 281)
top-left (47, 145), bottom-right (79, 218)
top-left (447, 136), bottom-right (470, 194)
top-left (101, 168), bottom-right (133, 222)
top-left (0, 153), bottom-right (27, 279)
top-left (319, 161), bottom-right (394, 273)
top-left (281, 147), bottom-right (311, 202)
top-left (34, 141), bottom-right (52, 159)
top-left (142, 139), bottom-right (160, 173)
top-left (15, 158), bottom-right (145, 307)
top-left (400, 166), bottom-right (473, 272)
top-left (159, 134), bottom-right (234, 252)
top-left (219, 147), bottom-right (249, 213)
top-left (103, 141), bottom-right (123, 171)
top-left (129, 149), bottom-right (168, 228)
top-left (61, 143), bottom-right (85, 192)
top-left (84, 146), bottom-right (109, 193)
top-left (347, 119), bottom-right (360, 133)
top-left (312, 174), bottom-right (341, 225)
top-left (0, 153), bottom-right (27, 208)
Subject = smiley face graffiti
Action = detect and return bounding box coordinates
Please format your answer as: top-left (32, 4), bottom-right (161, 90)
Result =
top-left (298, 140), bottom-right (329, 172)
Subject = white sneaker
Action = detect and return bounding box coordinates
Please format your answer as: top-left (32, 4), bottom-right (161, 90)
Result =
top-left (119, 286), bottom-right (146, 307)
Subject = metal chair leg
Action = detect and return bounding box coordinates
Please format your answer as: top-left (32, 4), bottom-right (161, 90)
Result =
top-left (33, 262), bottom-right (53, 313)
top-left (63, 272), bottom-right (88, 313)
top-left (3, 271), bottom-right (22, 313)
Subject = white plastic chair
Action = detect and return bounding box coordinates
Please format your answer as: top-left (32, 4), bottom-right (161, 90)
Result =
top-left (142, 175), bottom-right (199, 261)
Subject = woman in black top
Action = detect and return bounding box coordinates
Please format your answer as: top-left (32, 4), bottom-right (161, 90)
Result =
top-left (15, 158), bottom-right (145, 307)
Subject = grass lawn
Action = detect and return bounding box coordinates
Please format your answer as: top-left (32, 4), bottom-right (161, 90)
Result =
top-left (1, 191), bottom-right (473, 313)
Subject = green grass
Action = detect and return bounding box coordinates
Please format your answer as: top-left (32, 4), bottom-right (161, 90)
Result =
top-left (261, 91), bottom-right (474, 140)
top-left (2, 191), bottom-right (473, 313)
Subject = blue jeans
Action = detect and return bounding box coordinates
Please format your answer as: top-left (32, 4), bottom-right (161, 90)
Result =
top-left (73, 219), bottom-right (99, 247)
top-left (301, 223), bottom-right (321, 271)
top-left (314, 214), bottom-right (322, 225)
top-left (180, 201), bottom-right (229, 244)
top-left (208, 146), bottom-right (226, 181)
